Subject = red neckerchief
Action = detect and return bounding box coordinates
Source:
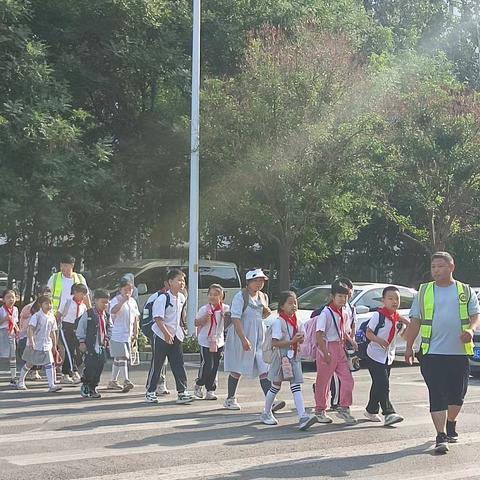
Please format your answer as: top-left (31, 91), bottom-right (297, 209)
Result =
top-left (98, 309), bottom-right (106, 345)
top-left (279, 311), bottom-right (299, 355)
top-left (328, 303), bottom-right (345, 340)
top-left (207, 303), bottom-right (222, 336)
top-left (378, 307), bottom-right (400, 344)
top-left (74, 298), bottom-right (83, 319)
top-left (4, 305), bottom-right (15, 334)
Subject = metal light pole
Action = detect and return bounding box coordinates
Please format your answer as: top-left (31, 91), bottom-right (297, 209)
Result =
top-left (187, 0), bottom-right (201, 336)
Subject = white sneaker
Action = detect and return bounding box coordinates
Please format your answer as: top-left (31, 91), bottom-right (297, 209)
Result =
top-left (384, 413), bottom-right (404, 426)
top-left (205, 391), bottom-right (217, 400)
top-left (194, 385), bottom-right (204, 399)
top-left (260, 412), bottom-right (278, 425)
top-left (107, 380), bottom-right (124, 391)
top-left (364, 411), bottom-right (382, 422)
top-left (61, 375), bottom-right (74, 385)
top-left (71, 372), bottom-right (82, 384)
top-left (157, 383), bottom-right (170, 395)
top-left (315, 410), bottom-right (333, 424)
top-left (145, 392), bottom-right (159, 403)
top-left (17, 383), bottom-right (27, 390)
top-left (299, 414), bottom-right (319, 431)
top-left (336, 407), bottom-right (357, 425)
top-left (176, 392), bottom-right (195, 404)
top-left (122, 380), bottom-right (135, 393)
top-left (48, 386), bottom-right (63, 393)
top-left (223, 397), bottom-right (241, 410)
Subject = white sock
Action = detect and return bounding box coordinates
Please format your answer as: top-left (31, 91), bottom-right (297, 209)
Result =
top-left (112, 361), bottom-right (120, 381)
top-left (264, 385), bottom-right (280, 414)
top-left (119, 361), bottom-right (128, 381)
top-left (19, 365), bottom-right (30, 385)
top-left (9, 358), bottom-right (16, 380)
top-left (291, 384), bottom-right (306, 419)
top-left (45, 363), bottom-right (55, 388)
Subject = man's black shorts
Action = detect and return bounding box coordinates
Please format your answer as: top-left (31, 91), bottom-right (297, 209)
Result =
top-left (420, 354), bottom-right (469, 412)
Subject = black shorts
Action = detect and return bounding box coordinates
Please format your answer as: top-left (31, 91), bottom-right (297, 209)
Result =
top-left (420, 354), bottom-right (469, 412)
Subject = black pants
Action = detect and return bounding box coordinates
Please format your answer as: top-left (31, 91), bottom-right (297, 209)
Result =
top-left (366, 357), bottom-right (395, 416)
top-left (146, 335), bottom-right (187, 394)
top-left (420, 354), bottom-right (469, 412)
top-left (82, 349), bottom-right (106, 389)
top-left (196, 346), bottom-right (223, 391)
top-left (330, 374), bottom-right (340, 408)
top-left (60, 323), bottom-right (81, 375)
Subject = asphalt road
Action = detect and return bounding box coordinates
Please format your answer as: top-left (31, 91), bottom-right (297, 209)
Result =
top-left (1, 360), bottom-right (480, 480)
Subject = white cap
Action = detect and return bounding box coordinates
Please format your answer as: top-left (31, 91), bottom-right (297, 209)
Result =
top-left (245, 268), bottom-right (269, 281)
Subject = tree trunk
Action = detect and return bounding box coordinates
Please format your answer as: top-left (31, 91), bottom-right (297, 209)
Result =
top-left (24, 244), bottom-right (38, 304)
top-left (278, 240), bottom-right (291, 291)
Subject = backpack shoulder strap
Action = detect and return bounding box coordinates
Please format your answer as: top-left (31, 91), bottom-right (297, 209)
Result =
top-left (374, 313), bottom-right (385, 335)
top-left (241, 288), bottom-right (250, 314)
top-left (326, 307), bottom-right (342, 339)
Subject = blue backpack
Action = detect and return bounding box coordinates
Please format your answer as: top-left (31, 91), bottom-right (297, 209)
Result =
top-left (141, 291), bottom-right (173, 338)
top-left (355, 312), bottom-right (386, 360)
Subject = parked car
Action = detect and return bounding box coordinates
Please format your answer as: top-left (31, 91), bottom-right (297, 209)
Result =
top-left (469, 289), bottom-right (480, 377)
top-left (92, 259), bottom-right (242, 309)
top-left (265, 282), bottom-right (421, 360)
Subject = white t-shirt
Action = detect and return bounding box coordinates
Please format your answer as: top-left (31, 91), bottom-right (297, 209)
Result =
top-left (109, 295), bottom-right (140, 343)
top-left (315, 306), bottom-right (346, 342)
top-left (47, 273), bottom-right (89, 313)
top-left (151, 290), bottom-right (186, 342)
top-left (196, 303), bottom-right (229, 348)
top-left (29, 311), bottom-right (57, 351)
top-left (61, 299), bottom-right (87, 324)
top-left (366, 312), bottom-right (402, 365)
top-left (0, 305), bottom-right (19, 331)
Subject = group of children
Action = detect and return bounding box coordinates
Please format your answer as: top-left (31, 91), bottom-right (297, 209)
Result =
top-left (0, 267), bottom-right (409, 432)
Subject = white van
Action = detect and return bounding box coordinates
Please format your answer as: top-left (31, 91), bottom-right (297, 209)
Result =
top-left (92, 259), bottom-right (242, 309)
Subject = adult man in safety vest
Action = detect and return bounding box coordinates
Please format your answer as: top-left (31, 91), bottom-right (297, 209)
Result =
top-left (47, 254), bottom-right (91, 316)
top-left (406, 251), bottom-right (480, 454)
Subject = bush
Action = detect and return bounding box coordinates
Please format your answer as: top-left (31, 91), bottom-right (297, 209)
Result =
top-left (182, 335), bottom-right (200, 353)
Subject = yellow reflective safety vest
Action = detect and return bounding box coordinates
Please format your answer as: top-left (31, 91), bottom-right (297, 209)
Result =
top-left (51, 272), bottom-right (86, 313)
top-left (418, 280), bottom-right (473, 356)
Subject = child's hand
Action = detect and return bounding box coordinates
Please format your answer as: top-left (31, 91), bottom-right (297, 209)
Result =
top-left (292, 333), bottom-right (304, 344)
top-left (199, 314), bottom-right (209, 325)
top-left (164, 331), bottom-right (174, 344)
top-left (323, 351), bottom-right (332, 364)
top-left (350, 339), bottom-right (358, 352)
top-left (262, 306), bottom-right (272, 319)
top-left (29, 340), bottom-right (36, 350)
top-left (399, 316), bottom-right (410, 326)
top-left (79, 342), bottom-right (87, 353)
top-left (376, 338), bottom-right (389, 349)
top-left (242, 338), bottom-right (252, 351)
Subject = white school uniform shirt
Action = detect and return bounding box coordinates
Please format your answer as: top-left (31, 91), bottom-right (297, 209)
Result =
top-left (366, 312), bottom-right (400, 365)
top-left (196, 303), bottom-right (229, 349)
top-left (29, 311), bottom-right (57, 351)
top-left (47, 273), bottom-right (89, 313)
top-left (0, 305), bottom-right (19, 331)
top-left (271, 316), bottom-right (304, 341)
top-left (152, 290), bottom-right (186, 342)
top-left (109, 295), bottom-right (140, 343)
top-left (61, 299), bottom-right (87, 324)
top-left (315, 306), bottom-right (345, 342)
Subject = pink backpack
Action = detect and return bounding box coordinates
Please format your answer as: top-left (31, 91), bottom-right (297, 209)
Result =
top-left (298, 314), bottom-right (319, 362)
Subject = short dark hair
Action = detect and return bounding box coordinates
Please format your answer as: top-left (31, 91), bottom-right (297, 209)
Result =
top-left (382, 286), bottom-right (400, 298)
top-left (119, 278), bottom-right (134, 289)
top-left (334, 277), bottom-right (353, 290)
top-left (167, 268), bottom-right (185, 282)
top-left (2, 289), bottom-right (16, 299)
top-left (331, 282), bottom-right (350, 296)
top-left (60, 254), bottom-right (76, 265)
top-left (71, 283), bottom-right (88, 295)
top-left (94, 289), bottom-right (110, 300)
top-left (431, 251), bottom-right (454, 264)
top-left (36, 284), bottom-right (51, 297)
top-left (277, 291), bottom-right (297, 312)
top-left (31, 295), bottom-right (51, 314)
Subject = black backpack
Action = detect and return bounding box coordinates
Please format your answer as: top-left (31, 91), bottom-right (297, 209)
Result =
top-left (141, 291), bottom-right (173, 338)
top-left (355, 313), bottom-right (386, 360)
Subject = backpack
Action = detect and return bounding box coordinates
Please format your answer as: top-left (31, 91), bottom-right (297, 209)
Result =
top-left (141, 291), bottom-right (173, 338)
top-left (297, 314), bottom-right (318, 362)
top-left (355, 312), bottom-right (385, 360)
top-left (262, 317), bottom-right (288, 364)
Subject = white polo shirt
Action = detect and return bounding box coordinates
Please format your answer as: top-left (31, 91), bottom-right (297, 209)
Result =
top-left (109, 295), bottom-right (140, 343)
top-left (151, 290), bottom-right (186, 342)
top-left (366, 312), bottom-right (401, 365)
top-left (61, 299), bottom-right (87, 324)
top-left (29, 311), bottom-right (57, 351)
top-left (196, 303), bottom-right (229, 349)
top-left (315, 306), bottom-right (346, 342)
top-left (0, 305), bottom-right (18, 330)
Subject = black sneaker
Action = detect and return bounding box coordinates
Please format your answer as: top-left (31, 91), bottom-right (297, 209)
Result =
top-left (90, 388), bottom-right (102, 399)
top-left (434, 433), bottom-right (449, 454)
top-left (446, 421), bottom-right (458, 443)
top-left (80, 384), bottom-right (91, 398)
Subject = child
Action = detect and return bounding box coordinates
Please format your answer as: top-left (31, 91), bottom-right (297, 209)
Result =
top-left (194, 284), bottom-right (230, 400)
top-left (261, 291), bottom-right (318, 431)
top-left (18, 285), bottom-right (52, 381)
top-left (17, 296), bottom-right (62, 392)
top-left (0, 289), bottom-right (19, 386)
top-left (314, 282), bottom-right (357, 424)
top-left (58, 283), bottom-right (88, 384)
top-left (76, 289), bottom-right (112, 399)
top-left (108, 278), bottom-right (139, 393)
top-left (144, 269), bottom-right (194, 404)
top-left (364, 286), bottom-right (409, 426)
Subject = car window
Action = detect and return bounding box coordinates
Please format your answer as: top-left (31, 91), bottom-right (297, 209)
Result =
top-left (399, 288), bottom-right (415, 309)
top-left (136, 267), bottom-right (170, 294)
top-left (298, 287), bottom-right (332, 310)
top-left (354, 288), bottom-right (384, 311)
top-left (199, 266), bottom-right (240, 289)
